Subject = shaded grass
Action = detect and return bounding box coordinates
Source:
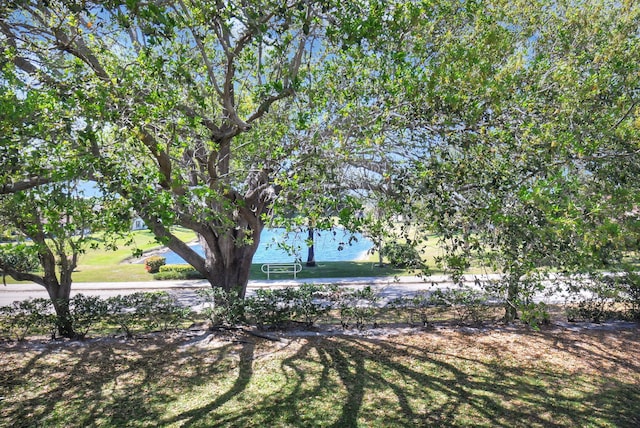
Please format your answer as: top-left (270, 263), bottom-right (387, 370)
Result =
top-left (1, 327), bottom-right (638, 427)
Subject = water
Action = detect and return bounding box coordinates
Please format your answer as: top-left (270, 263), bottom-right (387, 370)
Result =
top-left (162, 228), bottom-right (373, 264)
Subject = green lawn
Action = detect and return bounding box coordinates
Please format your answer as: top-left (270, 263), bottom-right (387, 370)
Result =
top-left (4, 228), bottom-right (432, 283)
top-left (1, 327), bottom-right (638, 427)
top-left (65, 261), bottom-right (414, 283)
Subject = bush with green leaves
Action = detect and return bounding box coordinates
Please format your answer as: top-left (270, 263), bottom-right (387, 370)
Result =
top-left (620, 271), bottom-right (640, 320)
top-left (245, 288), bottom-right (295, 328)
top-left (564, 271), bottom-right (640, 323)
top-left (336, 286), bottom-right (380, 330)
top-left (142, 291), bottom-right (192, 331)
top-left (290, 283), bottom-right (336, 326)
top-left (245, 284), bottom-right (336, 328)
top-left (603, 270), bottom-right (640, 321)
top-left (518, 302), bottom-right (550, 330)
top-left (381, 242), bottom-right (423, 268)
top-left (564, 275), bottom-right (622, 323)
top-left (144, 256), bottom-right (166, 274)
top-left (106, 294), bottom-right (142, 337)
top-left (68, 294), bottom-right (109, 338)
top-left (154, 264), bottom-right (205, 280)
top-left (105, 292), bottom-right (188, 337)
top-left (0, 306), bottom-right (11, 340)
top-left (195, 287), bottom-right (246, 327)
top-left (0, 298), bottom-right (56, 341)
top-left (430, 287), bottom-right (493, 325)
top-left (387, 291), bottom-right (439, 326)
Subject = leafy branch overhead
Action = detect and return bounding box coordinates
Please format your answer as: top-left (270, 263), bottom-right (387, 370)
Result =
top-left (1, 0), bottom-right (349, 293)
top-left (1, 1), bottom-right (639, 323)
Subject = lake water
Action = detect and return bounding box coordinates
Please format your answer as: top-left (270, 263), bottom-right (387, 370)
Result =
top-left (162, 228), bottom-right (374, 264)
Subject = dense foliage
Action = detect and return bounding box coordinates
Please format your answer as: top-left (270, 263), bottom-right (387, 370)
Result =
top-left (3, 278), bottom-right (640, 341)
top-left (1, 0), bottom-right (639, 324)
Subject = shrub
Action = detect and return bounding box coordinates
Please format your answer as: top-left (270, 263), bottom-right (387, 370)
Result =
top-left (387, 291), bottom-right (437, 326)
top-left (144, 256), bottom-right (166, 274)
top-left (381, 242), bottom-right (423, 268)
top-left (154, 264), bottom-right (205, 280)
top-left (336, 286), bottom-right (380, 330)
top-left (0, 306), bottom-right (11, 340)
top-left (0, 298), bottom-right (56, 341)
top-left (564, 275), bottom-right (621, 323)
top-left (159, 264), bottom-right (194, 273)
top-left (106, 294), bottom-right (142, 337)
top-left (246, 288), bottom-right (293, 328)
top-left (139, 291), bottom-right (192, 331)
top-left (290, 283), bottom-right (336, 326)
top-left (431, 287), bottom-right (492, 325)
top-left (616, 270), bottom-right (640, 320)
top-left (195, 287), bottom-right (245, 327)
top-left (107, 291), bottom-right (190, 336)
top-left (245, 284), bottom-right (336, 329)
top-left (519, 302), bottom-right (550, 330)
top-left (69, 294), bottom-right (109, 338)
top-left (564, 270), bottom-right (640, 323)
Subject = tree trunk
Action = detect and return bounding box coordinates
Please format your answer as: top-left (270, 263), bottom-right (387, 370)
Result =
top-left (199, 222), bottom-right (264, 299)
top-left (36, 242), bottom-right (77, 338)
top-left (376, 238), bottom-right (385, 267)
top-left (504, 273), bottom-right (520, 323)
top-left (45, 281), bottom-right (76, 339)
top-left (157, 219), bottom-right (263, 298)
top-left (306, 227), bottom-right (316, 267)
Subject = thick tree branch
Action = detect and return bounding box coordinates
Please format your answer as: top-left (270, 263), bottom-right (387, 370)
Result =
top-left (0, 177), bottom-right (54, 194)
top-left (143, 214), bottom-right (208, 274)
top-left (1, 269), bottom-right (46, 288)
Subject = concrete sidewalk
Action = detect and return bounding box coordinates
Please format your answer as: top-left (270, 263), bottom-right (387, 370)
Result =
top-left (2, 273), bottom-right (581, 307)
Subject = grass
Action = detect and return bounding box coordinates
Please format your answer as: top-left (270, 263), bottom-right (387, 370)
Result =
top-left (66, 261), bottom-right (415, 283)
top-left (1, 326), bottom-right (638, 427)
top-left (3, 228), bottom-right (430, 283)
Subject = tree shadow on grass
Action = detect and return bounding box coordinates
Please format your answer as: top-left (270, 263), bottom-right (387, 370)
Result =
top-left (0, 333), bottom-right (255, 427)
top-left (2, 328), bottom-right (639, 427)
top-left (166, 339), bottom-right (255, 427)
top-left (197, 331), bottom-right (640, 427)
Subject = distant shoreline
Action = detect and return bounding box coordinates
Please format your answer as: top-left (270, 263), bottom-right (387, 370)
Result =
top-left (129, 243), bottom-right (374, 265)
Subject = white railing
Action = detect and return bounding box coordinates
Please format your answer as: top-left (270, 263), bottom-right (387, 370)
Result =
top-left (260, 262), bottom-right (303, 279)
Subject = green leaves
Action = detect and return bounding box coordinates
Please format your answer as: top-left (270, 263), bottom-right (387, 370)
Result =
top-left (2, 0), bottom-right (639, 302)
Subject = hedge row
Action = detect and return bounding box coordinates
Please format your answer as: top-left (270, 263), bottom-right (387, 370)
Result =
top-left (2, 276), bottom-right (639, 341)
top-left (0, 286), bottom-right (498, 341)
top-left (0, 292), bottom-right (191, 341)
top-left (199, 284), bottom-right (499, 330)
top-left (154, 264), bottom-right (205, 280)
top-left (563, 271), bottom-right (640, 323)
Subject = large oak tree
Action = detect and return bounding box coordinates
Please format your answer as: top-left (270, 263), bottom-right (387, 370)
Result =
top-left (1, 0), bottom-right (357, 297)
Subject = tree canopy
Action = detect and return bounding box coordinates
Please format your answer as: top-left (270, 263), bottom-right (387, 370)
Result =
top-left (1, 0), bottom-right (639, 318)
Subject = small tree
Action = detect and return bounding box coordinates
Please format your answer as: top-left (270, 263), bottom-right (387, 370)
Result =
top-left (0, 183), bottom-right (124, 338)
